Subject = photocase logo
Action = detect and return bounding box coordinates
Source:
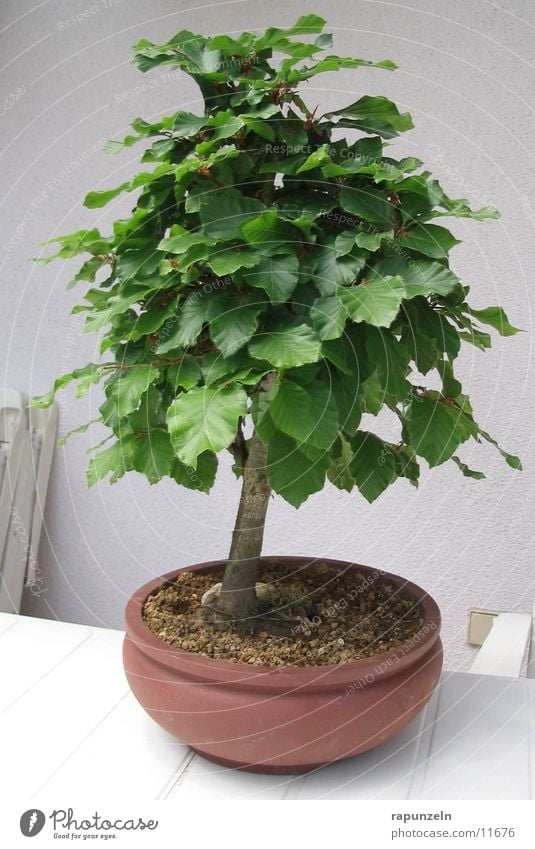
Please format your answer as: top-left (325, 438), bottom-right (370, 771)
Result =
top-left (20, 809), bottom-right (46, 837)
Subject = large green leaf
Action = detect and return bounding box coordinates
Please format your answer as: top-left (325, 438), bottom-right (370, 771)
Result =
top-left (268, 373), bottom-right (339, 451)
top-left (158, 231), bottom-right (211, 254)
top-left (166, 385), bottom-right (247, 468)
top-left (207, 293), bottom-right (264, 356)
top-left (199, 190), bottom-right (266, 240)
top-left (312, 237), bottom-right (368, 294)
top-left (171, 451), bottom-right (218, 491)
top-left (401, 299), bottom-right (460, 373)
top-left (248, 323), bottom-right (321, 368)
top-left (246, 254), bottom-right (300, 303)
top-left (205, 248), bottom-right (261, 276)
top-left (405, 392), bottom-right (478, 466)
top-left (157, 293), bottom-right (209, 353)
top-left (350, 431), bottom-right (397, 502)
top-left (133, 430), bottom-right (175, 484)
top-left (166, 356), bottom-right (202, 391)
top-left (400, 224), bottom-right (460, 259)
top-left (266, 432), bottom-right (329, 507)
top-left (311, 296), bottom-right (348, 340)
top-left (325, 95), bottom-right (413, 138)
top-left (339, 185), bottom-right (396, 228)
top-left (305, 380), bottom-right (340, 449)
top-left (366, 326), bottom-right (410, 400)
top-left (103, 366), bottom-right (160, 420)
top-left (467, 306), bottom-right (521, 336)
top-left (268, 378), bottom-right (312, 441)
top-left (241, 210), bottom-right (300, 255)
top-left (338, 276), bottom-right (405, 328)
top-left (87, 436), bottom-right (138, 486)
top-left (370, 256), bottom-right (460, 298)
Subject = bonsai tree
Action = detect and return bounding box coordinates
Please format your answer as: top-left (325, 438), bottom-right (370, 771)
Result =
top-left (33, 15), bottom-right (521, 630)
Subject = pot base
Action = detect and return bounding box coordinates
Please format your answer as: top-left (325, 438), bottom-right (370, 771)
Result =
top-left (189, 746), bottom-right (326, 775)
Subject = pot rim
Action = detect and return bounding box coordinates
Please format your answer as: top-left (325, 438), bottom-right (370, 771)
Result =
top-left (124, 556), bottom-right (441, 691)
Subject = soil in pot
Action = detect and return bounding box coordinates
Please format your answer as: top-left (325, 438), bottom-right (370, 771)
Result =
top-left (142, 562), bottom-right (423, 667)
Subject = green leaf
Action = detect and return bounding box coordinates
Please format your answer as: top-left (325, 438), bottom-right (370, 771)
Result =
top-left (241, 210), bottom-right (300, 255)
top-left (437, 359), bottom-right (462, 398)
top-left (201, 352), bottom-right (269, 387)
top-left (171, 111), bottom-right (207, 137)
top-left (406, 393), bottom-right (478, 466)
top-left (305, 380), bottom-right (340, 449)
top-left (133, 430), bottom-right (175, 484)
top-left (310, 296), bottom-right (348, 340)
top-left (206, 248), bottom-right (261, 276)
top-left (263, 377), bottom-right (338, 450)
top-left (360, 371), bottom-right (385, 414)
top-left (58, 419), bottom-right (100, 445)
top-left (207, 293), bottom-right (263, 356)
top-left (171, 451), bottom-right (218, 492)
top-left (325, 95), bottom-right (414, 138)
top-left (312, 237), bottom-right (368, 294)
top-left (87, 436), bottom-right (138, 486)
top-left (450, 456), bottom-right (486, 480)
top-left (156, 293), bottom-right (209, 353)
top-left (266, 432), bottom-right (329, 507)
top-left (103, 366), bottom-right (160, 420)
top-left (478, 429), bottom-right (522, 470)
top-left (355, 229), bottom-right (393, 251)
top-left (339, 276), bottom-right (406, 328)
top-left (84, 183), bottom-right (130, 209)
top-left (286, 56), bottom-right (397, 84)
top-left (206, 110), bottom-right (243, 140)
top-left (350, 431), bottom-right (397, 502)
top-left (400, 224), bottom-right (460, 259)
top-left (166, 385), bottom-right (247, 468)
top-left (268, 378), bottom-right (312, 441)
top-left (339, 185), bottom-right (396, 228)
top-left (401, 299), bottom-right (460, 372)
top-left (370, 256), bottom-right (460, 298)
top-left (327, 435), bottom-right (355, 492)
top-left (366, 326), bottom-right (410, 399)
top-left (35, 228), bottom-right (110, 264)
top-left (158, 231), bottom-right (211, 254)
top-left (31, 364), bottom-right (102, 408)
top-left (166, 356), bottom-right (202, 390)
top-left (199, 189), bottom-right (266, 240)
top-left (246, 254), bottom-right (300, 303)
top-left (393, 444), bottom-right (420, 486)
top-left (249, 323), bottom-right (321, 368)
top-left (296, 144), bottom-right (332, 173)
top-left (467, 306), bottom-right (522, 337)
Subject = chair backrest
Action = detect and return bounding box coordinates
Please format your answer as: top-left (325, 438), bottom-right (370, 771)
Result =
top-left (0, 391), bottom-right (58, 613)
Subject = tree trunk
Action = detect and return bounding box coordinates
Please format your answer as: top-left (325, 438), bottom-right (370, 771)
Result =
top-left (218, 430), bottom-right (271, 625)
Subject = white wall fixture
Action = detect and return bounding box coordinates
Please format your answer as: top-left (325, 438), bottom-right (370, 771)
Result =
top-left (470, 613), bottom-right (532, 678)
top-left (0, 391), bottom-right (58, 613)
top-left (467, 608), bottom-right (500, 646)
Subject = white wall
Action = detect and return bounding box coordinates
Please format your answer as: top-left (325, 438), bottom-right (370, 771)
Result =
top-left (1, 0), bottom-right (534, 670)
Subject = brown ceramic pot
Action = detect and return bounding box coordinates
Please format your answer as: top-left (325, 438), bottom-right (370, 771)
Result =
top-left (123, 556), bottom-right (443, 774)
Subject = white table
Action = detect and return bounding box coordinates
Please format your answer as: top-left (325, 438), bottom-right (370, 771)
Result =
top-left (1, 612), bottom-right (534, 801)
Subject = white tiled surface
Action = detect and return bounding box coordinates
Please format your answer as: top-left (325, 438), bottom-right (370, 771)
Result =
top-left (1, 612), bottom-right (533, 800)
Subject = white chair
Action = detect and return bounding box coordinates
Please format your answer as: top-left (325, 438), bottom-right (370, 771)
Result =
top-left (0, 390), bottom-right (58, 613)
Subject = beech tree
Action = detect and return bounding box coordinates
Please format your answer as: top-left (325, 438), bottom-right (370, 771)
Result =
top-left (34, 15), bottom-right (521, 626)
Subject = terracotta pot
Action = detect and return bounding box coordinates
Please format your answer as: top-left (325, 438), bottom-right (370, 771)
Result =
top-left (123, 557), bottom-right (443, 774)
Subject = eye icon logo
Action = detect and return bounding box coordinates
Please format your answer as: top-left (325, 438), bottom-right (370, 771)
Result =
top-left (20, 810), bottom-right (46, 837)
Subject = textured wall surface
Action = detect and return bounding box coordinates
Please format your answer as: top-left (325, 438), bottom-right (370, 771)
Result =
top-left (1, 0), bottom-right (533, 670)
